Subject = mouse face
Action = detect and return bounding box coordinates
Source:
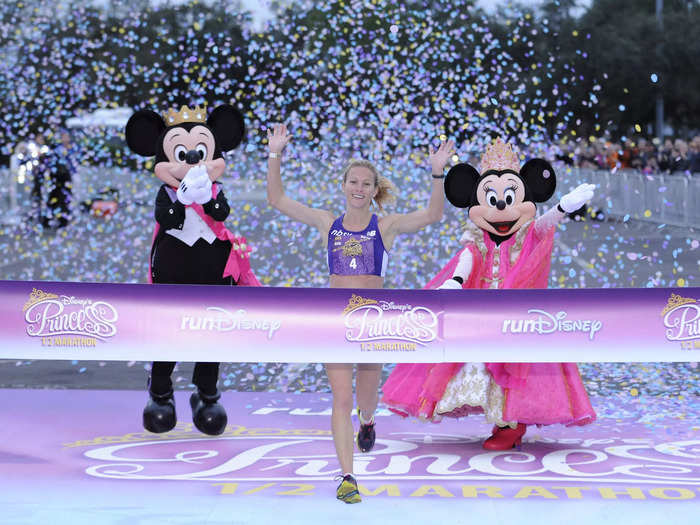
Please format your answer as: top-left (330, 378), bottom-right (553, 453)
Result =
top-left (154, 122), bottom-right (223, 187)
top-left (468, 171), bottom-right (535, 237)
top-left (125, 104), bottom-right (245, 187)
top-left (444, 140), bottom-right (557, 238)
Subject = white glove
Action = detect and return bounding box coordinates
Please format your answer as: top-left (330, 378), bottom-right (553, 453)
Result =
top-left (177, 166), bottom-right (211, 205)
top-left (176, 176), bottom-right (195, 205)
top-left (454, 249), bottom-right (473, 279)
top-left (559, 183), bottom-right (596, 213)
top-left (437, 250), bottom-right (473, 290)
top-left (191, 172), bottom-right (213, 205)
top-left (438, 278), bottom-right (463, 290)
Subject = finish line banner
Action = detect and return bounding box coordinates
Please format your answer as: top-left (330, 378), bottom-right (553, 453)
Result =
top-left (1, 280), bottom-right (698, 363)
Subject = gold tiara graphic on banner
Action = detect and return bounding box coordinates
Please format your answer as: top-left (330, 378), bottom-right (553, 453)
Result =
top-left (661, 293), bottom-right (696, 316)
top-left (23, 288), bottom-right (58, 312)
top-left (343, 294), bottom-right (378, 314)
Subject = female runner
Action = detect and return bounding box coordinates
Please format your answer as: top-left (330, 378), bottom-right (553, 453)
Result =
top-left (266, 123), bottom-right (454, 503)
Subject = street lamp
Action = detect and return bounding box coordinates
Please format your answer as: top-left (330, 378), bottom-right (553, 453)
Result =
top-left (655, 0), bottom-right (664, 141)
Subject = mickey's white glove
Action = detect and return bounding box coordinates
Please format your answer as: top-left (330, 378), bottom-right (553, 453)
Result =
top-left (559, 183), bottom-right (596, 213)
top-left (177, 166), bottom-right (211, 205)
top-left (176, 174), bottom-right (195, 205)
top-left (190, 169), bottom-right (213, 205)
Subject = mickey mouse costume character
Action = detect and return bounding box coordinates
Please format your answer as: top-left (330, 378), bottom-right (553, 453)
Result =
top-left (382, 138), bottom-right (597, 450)
top-left (125, 103), bottom-right (260, 436)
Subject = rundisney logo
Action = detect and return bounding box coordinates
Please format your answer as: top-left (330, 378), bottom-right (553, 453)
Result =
top-left (663, 303), bottom-right (700, 342)
top-left (181, 307), bottom-right (281, 339)
top-left (344, 304), bottom-right (437, 345)
top-left (502, 309), bottom-right (602, 340)
top-left (81, 433), bottom-right (700, 483)
top-left (25, 295), bottom-right (118, 340)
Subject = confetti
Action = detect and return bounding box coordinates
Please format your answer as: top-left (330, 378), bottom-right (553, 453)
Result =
top-left (0, 0), bottom-right (696, 402)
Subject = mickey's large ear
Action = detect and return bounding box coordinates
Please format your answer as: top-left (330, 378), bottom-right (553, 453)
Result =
top-left (519, 158), bottom-right (556, 202)
top-left (444, 163), bottom-right (480, 208)
top-left (125, 110), bottom-right (165, 157)
top-left (208, 105), bottom-right (245, 151)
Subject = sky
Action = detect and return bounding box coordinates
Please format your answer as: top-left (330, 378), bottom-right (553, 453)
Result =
top-left (234, 0), bottom-right (595, 29)
top-left (237, 0), bottom-right (594, 29)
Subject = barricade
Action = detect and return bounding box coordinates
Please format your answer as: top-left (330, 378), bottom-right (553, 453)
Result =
top-left (559, 168), bottom-right (700, 228)
top-left (3, 164), bottom-right (696, 225)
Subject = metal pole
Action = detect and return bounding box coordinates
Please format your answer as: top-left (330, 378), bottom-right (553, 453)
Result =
top-left (655, 0), bottom-right (664, 141)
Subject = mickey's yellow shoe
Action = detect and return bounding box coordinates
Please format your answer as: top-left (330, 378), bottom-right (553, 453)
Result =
top-left (336, 474), bottom-right (362, 504)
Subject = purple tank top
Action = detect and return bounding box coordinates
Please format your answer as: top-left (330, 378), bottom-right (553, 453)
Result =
top-left (327, 214), bottom-right (388, 277)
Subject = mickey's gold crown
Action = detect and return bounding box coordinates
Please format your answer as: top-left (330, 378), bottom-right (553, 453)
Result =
top-left (343, 294), bottom-right (378, 314)
top-left (480, 137), bottom-right (521, 174)
top-left (23, 288), bottom-right (58, 311)
top-left (661, 293), bottom-right (697, 316)
top-left (162, 104), bottom-right (207, 126)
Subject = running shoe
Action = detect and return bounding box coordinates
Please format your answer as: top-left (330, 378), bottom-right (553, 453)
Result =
top-left (356, 409), bottom-right (376, 452)
top-left (335, 474), bottom-right (361, 504)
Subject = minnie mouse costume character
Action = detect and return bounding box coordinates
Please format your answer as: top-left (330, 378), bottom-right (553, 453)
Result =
top-left (125, 104), bottom-right (260, 436)
top-left (382, 138), bottom-right (597, 450)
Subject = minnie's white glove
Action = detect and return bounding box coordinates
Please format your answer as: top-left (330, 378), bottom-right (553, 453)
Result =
top-left (454, 249), bottom-right (473, 278)
top-left (559, 183), bottom-right (596, 213)
top-left (438, 279), bottom-right (462, 290)
top-left (437, 250), bottom-right (473, 290)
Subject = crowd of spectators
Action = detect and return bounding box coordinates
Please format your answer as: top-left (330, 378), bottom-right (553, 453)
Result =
top-left (558, 135), bottom-right (700, 174)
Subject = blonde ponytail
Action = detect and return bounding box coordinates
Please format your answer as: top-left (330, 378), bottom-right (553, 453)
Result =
top-left (374, 174), bottom-right (397, 211)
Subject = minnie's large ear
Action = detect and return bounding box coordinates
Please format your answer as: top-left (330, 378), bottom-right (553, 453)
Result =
top-left (519, 158), bottom-right (556, 202)
top-left (444, 163), bottom-right (480, 208)
top-left (208, 105), bottom-right (245, 151)
top-left (125, 110), bottom-right (165, 157)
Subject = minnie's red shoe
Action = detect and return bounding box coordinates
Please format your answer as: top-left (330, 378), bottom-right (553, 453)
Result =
top-left (482, 423), bottom-right (526, 450)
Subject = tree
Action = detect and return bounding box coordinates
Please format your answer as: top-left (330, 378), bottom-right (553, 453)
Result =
top-left (540, 0), bottom-right (700, 139)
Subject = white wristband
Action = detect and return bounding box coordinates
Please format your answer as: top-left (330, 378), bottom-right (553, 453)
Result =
top-left (268, 152), bottom-right (280, 159)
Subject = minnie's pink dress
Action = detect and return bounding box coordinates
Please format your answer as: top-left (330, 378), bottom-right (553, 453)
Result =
top-left (382, 221), bottom-right (595, 428)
